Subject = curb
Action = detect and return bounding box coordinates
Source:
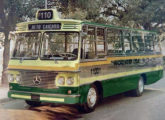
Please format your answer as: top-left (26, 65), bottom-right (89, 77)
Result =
top-left (0, 98), bottom-right (14, 104)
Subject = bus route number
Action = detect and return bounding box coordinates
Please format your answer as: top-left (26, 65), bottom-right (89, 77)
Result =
top-left (91, 68), bottom-right (101, 75)
top-left (38, 10), bottom-right (53, 20)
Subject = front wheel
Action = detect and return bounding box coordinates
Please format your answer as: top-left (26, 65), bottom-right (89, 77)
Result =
top-left (132, 76), bottom-right (144, 97)
top-left (25, 100), bottom-right (41, 107)
top-left (81, 84), bottom-right (99, 113)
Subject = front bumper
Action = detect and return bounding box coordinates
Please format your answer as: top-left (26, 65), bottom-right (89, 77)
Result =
top-left (8, 90), bottom-right (80, 104)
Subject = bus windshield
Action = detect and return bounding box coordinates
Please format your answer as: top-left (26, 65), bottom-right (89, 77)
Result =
top-left (12, 32), bottom-right (41, 60)
top-left (41, 32), bottom-right (79, 60)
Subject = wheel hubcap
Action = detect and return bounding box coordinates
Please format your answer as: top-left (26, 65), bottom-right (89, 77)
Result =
top-left (139, 78), bottom-right (144, 93)
top-left (87, 87), bottom-right (97, 108)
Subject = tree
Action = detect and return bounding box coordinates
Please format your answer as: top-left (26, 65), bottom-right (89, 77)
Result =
top-left (113, 0), bottom-right (165, 31)
top-left (0, 0), bottom-right (44, 85)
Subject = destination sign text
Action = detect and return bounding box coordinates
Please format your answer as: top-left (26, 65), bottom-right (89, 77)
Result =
top-left (28, 23), bottom-right (61, 30)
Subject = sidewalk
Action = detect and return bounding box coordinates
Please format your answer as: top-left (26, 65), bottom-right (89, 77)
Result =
top-left (0, 85), bottom-right (10, 103)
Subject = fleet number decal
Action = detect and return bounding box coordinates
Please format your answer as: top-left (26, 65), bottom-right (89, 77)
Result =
top-left (91, 68), bottom-right (101, 75)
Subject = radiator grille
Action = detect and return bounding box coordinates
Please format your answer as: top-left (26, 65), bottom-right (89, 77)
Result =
top-left (19, 70), bottom-right (57, 89)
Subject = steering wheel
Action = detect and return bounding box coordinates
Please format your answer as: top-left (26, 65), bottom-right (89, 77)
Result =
top-left (59, 53), bottom-right (77, 58)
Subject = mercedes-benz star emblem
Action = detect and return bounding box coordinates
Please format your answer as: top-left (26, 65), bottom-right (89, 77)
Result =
top-left (33, 75), bottom-right (42, 85)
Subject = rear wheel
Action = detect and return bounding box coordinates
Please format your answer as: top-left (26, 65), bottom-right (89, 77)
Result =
top-left (132, 76), bottom-right (144, 97)
top-left (25, 100), bottom-right (41, 107)
top-left (81, 84), bottom-right (99, 113)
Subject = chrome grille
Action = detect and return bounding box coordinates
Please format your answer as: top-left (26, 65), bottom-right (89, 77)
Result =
top-left (20, 70), bottom-right (57, 88)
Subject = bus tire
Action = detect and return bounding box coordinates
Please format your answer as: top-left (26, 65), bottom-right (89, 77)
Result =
top-left (132, 76), bottom-right (144, 97)
top-left (81, 84), bottom-right (99, 113)
top-left (25, 100), bottom-right (41, 107)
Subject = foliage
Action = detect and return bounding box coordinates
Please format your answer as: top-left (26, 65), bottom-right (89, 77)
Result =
top-left (0, 0), bottom-right (45, 32)
top-left (52, 0), bottom-right (165, 32)
top-left (119, 0), bottom-right (165, 31)
top-left (0, 0), bottom-right (45, 84)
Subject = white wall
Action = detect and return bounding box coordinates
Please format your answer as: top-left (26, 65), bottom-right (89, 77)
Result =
top-left (0, 47), bottom-right (4, 84)
top-left (161, 40), bottom-right (165, 56)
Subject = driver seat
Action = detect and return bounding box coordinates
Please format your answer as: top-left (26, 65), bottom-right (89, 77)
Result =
top-left (72, 48), bottom-right (83, 58)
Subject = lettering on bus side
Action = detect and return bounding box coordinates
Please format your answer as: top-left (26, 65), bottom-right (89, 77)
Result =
top-left (91, 68), bottom-right (101, 75)
top-left (113, 60), bottom-right (134, 65)
top-left (112, 58), bottom-right (159, 66)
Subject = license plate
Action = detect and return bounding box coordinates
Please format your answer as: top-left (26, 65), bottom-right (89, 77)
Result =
top-left (31, 94), bottom-right (40, 101)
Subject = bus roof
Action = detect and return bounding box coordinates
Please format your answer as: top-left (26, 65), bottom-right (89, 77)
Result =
top-left (16, 20), bottom-right (157, 34)
top-left (81, 21), bottom-right (157, 34)
top-left (15, 9), bottom-right (157, 34)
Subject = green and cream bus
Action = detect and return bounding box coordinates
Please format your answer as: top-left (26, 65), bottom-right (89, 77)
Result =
top-left (8, 9), bottom-right (163, 112)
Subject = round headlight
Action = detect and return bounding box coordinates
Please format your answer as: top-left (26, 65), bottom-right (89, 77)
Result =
top-left (16, 74), bottom-right (21, 83)
top-left (67, 77), bottom-right (74, 85)
top-left (8, 74), bottom-right (14, 83)
top-left (58, 77), bottom-right (65, 85)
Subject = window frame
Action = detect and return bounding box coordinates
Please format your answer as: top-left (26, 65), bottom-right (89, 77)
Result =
top-left (81, 25), bottom-right (107, 62)
top-left (40, 31), bottom-right (80, 61)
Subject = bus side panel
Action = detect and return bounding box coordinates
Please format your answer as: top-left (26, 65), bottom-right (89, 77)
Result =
top-left (79, 84), bottom-right (91, 104)
top-left (102, 75), bottom-right (140, 98)
top-left (145, 70), bottom-right (163, 85)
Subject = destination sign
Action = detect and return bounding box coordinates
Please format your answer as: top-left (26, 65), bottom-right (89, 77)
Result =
top-left (28, 23), bottom-right (61, 30)
top-left (37, 10), bottom-right (53, 20)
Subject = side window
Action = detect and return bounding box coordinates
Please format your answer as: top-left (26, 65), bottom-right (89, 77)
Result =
top-left (123, 31), bottom-right (131, 54)
top-left (132, 32), bottom-right (145, 53)
top-left (82, 26), bottom-right (106, 60)
top-left (153, 34), bottom-right (161, 54)
top-left (107, 29), bottom-right (122, 56)
top-left (144, 33), bottom-right (154, 53)
top-left (82, 26), bottom-right (96, 59)
top-left (96, 28), bottom-right (106, 57)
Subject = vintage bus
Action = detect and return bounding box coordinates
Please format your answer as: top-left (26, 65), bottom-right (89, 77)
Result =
top-left (8, 9), bottom-right (163, 112)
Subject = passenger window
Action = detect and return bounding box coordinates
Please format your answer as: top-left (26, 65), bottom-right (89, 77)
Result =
top-left (154, 35), bottom-right (161, 54)
top-left (123, 32), bottom-right (131, 54)
top-left (132, 32), bottom-right (145, 53)
top-left (82, 27), bottom-right (96, 59)
top-left (96, 28), bottom-right (106, 58)
top-left (107, 29), bottom-right (123, 56)
top-left (144, 33), bottom-right (154, 53)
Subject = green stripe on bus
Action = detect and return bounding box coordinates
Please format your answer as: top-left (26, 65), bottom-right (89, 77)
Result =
top-left (81, 22), bottom-right (157, 33)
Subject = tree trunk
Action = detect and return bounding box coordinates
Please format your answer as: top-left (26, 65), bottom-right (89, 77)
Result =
top-left (1, 31), bottom-right (10, 85)
top-left (143, 22), bottom-right (151, 30)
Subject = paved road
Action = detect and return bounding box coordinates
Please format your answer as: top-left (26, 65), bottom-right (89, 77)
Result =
top-left (82, 77), bottom-right (165, 120)
top-left (1, 75), bottom-right (165, 120)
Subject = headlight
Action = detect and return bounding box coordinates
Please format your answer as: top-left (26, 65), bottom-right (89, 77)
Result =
top-left (67, 77), bottom-right (74, 85)
top-left (8, 74), bottom-right (14, 82)
top-left (58, 77), bottom-right (65, 85)
top-left (16, 74), bottom-right (21, 83)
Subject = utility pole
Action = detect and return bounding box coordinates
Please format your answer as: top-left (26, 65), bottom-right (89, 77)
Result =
top-left (45, 0), bottom-right (47, 9)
